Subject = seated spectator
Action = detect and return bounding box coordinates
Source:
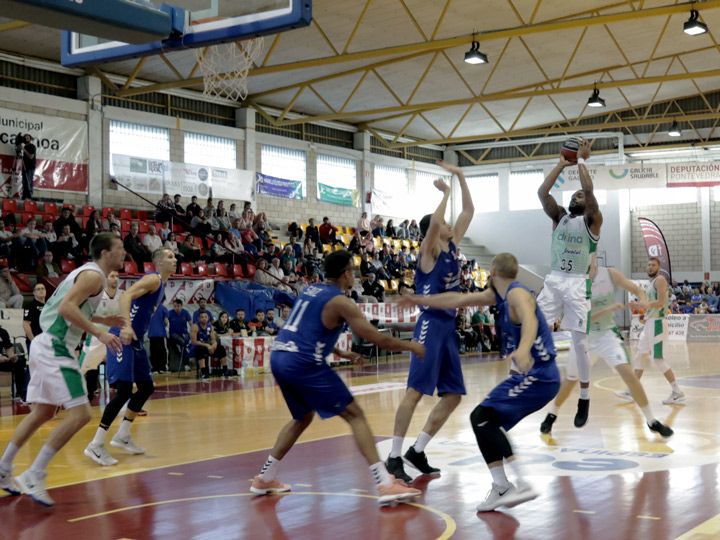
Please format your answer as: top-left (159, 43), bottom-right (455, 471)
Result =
top-left (36, 251), bottom-right (60, 279)
top-left (386, 253), bottom-right (405, 279)
top-left (0, 322), bottom-right (27, 402)
top-left (223, 232), bottom-right (245, 258)
top-left (207, 208), bottom-right (221, 231)
top-left (248, 309), bottom-right (269, 335)
top-left (191, 311), bottom-right (220, 380)
top-left (211, 232), bottom-right (232, 263)
top-left (159, 221), bottom-right (171, 240)
top-left (268, 257), bottom-right (285, 283)
top-left (408, 219), bottom-right (421, 240)
top-left (192, 297), bottom-right (214, 325)
top-left (287, 221), bottom-right (303, 241)
top-left (457, 248), bottom-right (467, 263)
top-left (319, 217), bottom-right (344, 246)
top-left (385, 219), bottom-right (397, 238)
top-left (102, 209), bottom-right (120, 231)
top-left (696, 301), bottom-right (710, 314)
top-left (348, 231), bottom-right (362, 254)
top-left (369, 252), bottom-right (390, 281)
top-left (305, 218), bottom-right (320, 246)
top-left (690, 288), bottom-right (703, 310)
top-left (240, 220), bottom-right (260, 253)
top-left (229, 218), bottom-right (243, 239)
top-left (179, 234), bottom-right (202, 263)
top-left (191, 209), bottom-right (213, 243)
top-left (360, 230), bottom-right (376, 254)
top-left (282, 259), bottom-right (298, 282)
top-left (253, 212), bottom-right (271, 245)
top-left (456, 307), bottom-right (478, 352)
top-left (142, 225), bottom-right (163, 254)
top-left (216, 207), bottom-right (231, 231)
top-left (357, 211), bottom-right (370, 234)
top-left (371, 215), bottom-right (385, 237)
top-left (0, 225), bottom-right (14, 261)
top-left (398, 281), bottom-right (415, 296)
top-left (280, 245), bottom-right (296, 269)
top-left (254, 258), bottom-right (276, 287)
top-left (124, 222), bottom-right (150, 264)
top-left (17, 219), bottom-right (47, 270)
top-left (228, 203), bottom-right (240, 221)
top-left (276, 305), bottom-right (291, 327)
top-left (362, 272), bottom-right (384, 302)
top-left (110, 222), bottom-right (121, 238)
top-left (396, 219), bottom-right (410, 239)
top-left (173, 194), bottom-right (186, 219)
top-left (85, 210), bottom-right (102, 237)
top-left (186, 195), bottom-right (202, 219)
top-left (0, 265), bottom-right (23, 308)
top-left (289, 234), bottom-right (303, 259)
top-left (265, 308), bottom-right (279, 336)
top-left (471, 306), bottom-right (496, 352)
top-left (164, 231), bottom-right (184, 268)
top-left (230, 309), bottom-right (249, 335)
top-left (204, 197), bottom-right (215, 218)
top-left (53, 224), bottom-right (81, 261)
top-left (213, 311), bottom-right (232, 336)
top-left (53, 207), bottom-right (82, 239)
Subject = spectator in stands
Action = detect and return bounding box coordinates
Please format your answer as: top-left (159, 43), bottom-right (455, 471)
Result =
top-left (396, 219), bottom-right (410, 239)
top-left (348, 231), bottom-right (362, 254)
top-left (228, 203), bottom-right (240, 221)
top-left (386, 253), bottom-right (405, 279)
top-left (110, 222), bottom-right (121, 238)
top-left (371, 215), bottom-right (385, 237)
top-left (287, 221), bottom-right (303, 241)
top-left (36, 251), bottom-right (60, 279)
top-left (269, 257), bottom-right (284, 282)
top-left (254, 212), bottom-right (272, 247)
top-left (280, 245), bottom-right (296, 269)
top-left (456, 307), bottom-right (478, 352)
top-left (143, 225), bottom-right (163, 254)
top-left (230, 309), bottom-right (248, 335)
top-left (173, 194), bottom-right (186, 219)
top-left (254, 258), bottom-right (275, 287)
top-left (288, 234), bottom-right (303, 259)
top-left (282, 259), bottom-right (298, 285)
top-left (53, 224), bottom-right (81, 261)
top-left (159, 221), bottom-right (171, 241)
top-left (163, 231), bottom-right (183, 269)
top-left (23, 282), bottom-right (45, 353)
top-left (690, 288), bottom-right (703, 310)
top-left (179, 234), bottom-right (202, 263)
top-left (708, 287), bottom-right (720, 313)
top-left (385, 219), bottom-right (397, 238)
top-left (204, 197), bottom-right (215, 218)
top-left (696, 300), bottom-right (710, 314)
top-left (192, 297), bottom-right (214, 325)
top-left (369, 251), bottom-right (390, 280)
top-left (191, 209), bottom-right (213, 242)
top-left (53, 207), bottom-right (82, 239)
top-left (249, 309), bottom-right (268, 336)
top-left (124, 222), bottom-right (150, 265)
top-left (319, 217), bottom-right (344, 247)
top-left (223, 232), bottom-right (244, 258)
top-left (0, 225), bottom-right (14, 261)
top-left (85, 210), bottom-right (102, 238)
top-left (305, 218), bottom-right (320, 247)
top-left (265, 308), bottom-right (279, 335)
top-left (670, 299), bottom-right (682, 314)
top-left (17, 218), bottom-right (47, 270)
top-left (357, 211), bottom-right (370, 234)
top-left (359, 253), bottom-right (372, 277)
top-left (240, 222), bottom-right (260, 254)
top-left (168, 299), bottom-right (192, 371)
top-left (408, 219), bottom-right (420, 240)
top-left (216, 207), bottom-right (231, 231)
top-left (0, 265), bottom-right (22, 308)
top-left (213, 310), bottom-right (232, 336)
top-left (471, 305), bottom-right (496, 352)
top-left (362, 272), bottom-right (384, 302)
top-left (186, 195), bottom-right (202, 219)
top-left (276, 304), bottom-right (291, 327)
top-left (40, 220), bottom-right (56, 244)
top-left (148, 302), bottom-right (169, 373)
top-left (229, 218), bottom-right (242, 239)
top-left (102, 209), bottom-right (120, 231)
top-left (0, 321), bottom-right (27, 402)
top-left (407, 246), bottom-right (418, 265)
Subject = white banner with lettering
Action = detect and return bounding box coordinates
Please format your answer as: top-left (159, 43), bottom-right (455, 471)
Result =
top-left (119, 277), bottom-right (214, 305)
top-left (358, 302), bottom-right (419, 324)
top-left (666, 162), bottom-right (720, 187)
top-left (549, 163), bottom-right (666, 192)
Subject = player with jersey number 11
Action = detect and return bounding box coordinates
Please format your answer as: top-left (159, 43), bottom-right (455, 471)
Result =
top-left (536, 138), bottom-right (602, 429)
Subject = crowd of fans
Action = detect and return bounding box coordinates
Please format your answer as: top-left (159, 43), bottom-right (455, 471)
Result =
top-left (670, 280), bottom-right (720, 314)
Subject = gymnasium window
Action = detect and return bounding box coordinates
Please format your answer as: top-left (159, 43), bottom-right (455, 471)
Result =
top-left (712, 186), bottom-right (720, 201)
top-left (108, 121), bottom-right (169, 174)
top-left (316, 154), bottom-right (357, 195)
top-left (415, 170), bottom-right (452, 218)
top-left (562, 189), bottom-right (607, 207)
top-left (260, 145), bottom-right (307, 197)
top-left (184, 132), bottom-right (236, 169)
top-left (508, 170), bottom-right (544, 211)
top-left (467, 174), bottom-right (500, 213)
top-left (629, 187), bottom-right (698, 208)
top-left (374, 164), bottom-right (409, 219)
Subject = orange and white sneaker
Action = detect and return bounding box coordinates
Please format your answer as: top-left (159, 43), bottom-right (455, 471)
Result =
top-left (250, 475), bottom-right (291, 495)
top-left (378, 481), bottom-right (421, 506)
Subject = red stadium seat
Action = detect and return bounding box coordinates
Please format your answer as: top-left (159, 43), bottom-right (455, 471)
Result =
top-left (138, 221), bottom-right (149, 233)
top-left (23, 200), bottom-right (38, 213)
top-left (214, 263), bottom-right (228, 277)
top-left (180, 262), bottom-right (193, 276)
top-left (195, 263), bottom-right (209, 276)
top-left (245, 264), bottom-right (256, 279)
top-left (143, 262), bottom-right (156, 274)
top-left (121, 220), bottom-right (131, 233)
top-left (60, 259), bottom-right (77, 274)
top-left (2, 199), bottom-right (16, 213)
top-left (101, 207), bottom-right (114, 219)
top-left (119, 209), bottom-right (132, 220)
top-left (231, 264), bottom-right (244, 278)
top-left (123, 261), bottom-right (139, 275)
top-left (44, 202), bottom-right (58, 216)
top-left (82, 204), bottom-right (94, 217)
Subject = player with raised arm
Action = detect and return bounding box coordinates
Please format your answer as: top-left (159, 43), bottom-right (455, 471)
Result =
top-left (536, 139), bottom-right (602, 428)
top-left (540, 258), bottom-right (673, 437)
top-left (250, 250), bottom-right (426, 506)
top-left (386, 160), bottom-right (475, 483)
top-left (398, 253), bottom-right (560, 512)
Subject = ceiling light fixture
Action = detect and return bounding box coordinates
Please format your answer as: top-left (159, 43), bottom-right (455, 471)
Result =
top-left (464, 35), bottom-right (488, 65)
top-left (668, 120), bottom-right (682, 137)
top-left (587, 85), bottom-right (606, 108)
top-left (683, 9), bottom-right (708, 35)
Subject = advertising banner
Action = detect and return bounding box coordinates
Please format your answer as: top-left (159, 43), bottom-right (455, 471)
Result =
top-left (687, 314), bottom-right (720, 342)
top-left (666, 314), bottom-right (689, 341)
top-left (317, 182), bottom-right (357, 206)
top-left (0, 107), bottom-right (88, 193)
top-left (119, 277), bottom-right (214, 305)
top-left (358, 303), bottom-right (419, 324)
top-left (256, 172), bottom-right (303, 199)
top-left (666, 162), bottom-right (720, 187)
top-left (551, 163), bottom-right (666, 192)
top-left (638, 217), bottom-right (672, 282)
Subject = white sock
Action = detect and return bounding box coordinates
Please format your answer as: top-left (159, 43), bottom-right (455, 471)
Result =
top-left (116, 418), bottom-right (133, 440)
top-left (640, 405), bottom-right (655, 423)
top-left (489, 464), bottom-right (510, 488)
top-left (506, 457), bottom-right (524, 481)
top-left (548, 403), bottom-right (559, 415)
top-left (29, 445), bottom-right (57, 474)
top-left (92, 427), bottom-right (108, 446)
top-left (389, 436), bottom-right (404, 458)
top-left (0, 442), bottom-right (19, 470)
top-left (259, 455), bottom-right (280, 481)
top-left (370, 461), bottom-right (393, 488)
top-left (670, 380), bottom-right (681, 393)
top-left (412, 432), bottom-right (432, 453)
top-left (579, 386), bottom-right (589, 400)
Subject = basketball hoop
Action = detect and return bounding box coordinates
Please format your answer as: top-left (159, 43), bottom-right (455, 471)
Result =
top-left (195, 37), bottom-right (264, 102)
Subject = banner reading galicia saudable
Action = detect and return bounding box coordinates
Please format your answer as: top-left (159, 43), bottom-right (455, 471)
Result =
top-left (638, 217), bottom-right (672, 282)
top-left (317, 182), bottom-right (357, 206)
top-left (255, 172), bottom-right (304, 199)
top-left (0, 107), bottom-right (88, 192)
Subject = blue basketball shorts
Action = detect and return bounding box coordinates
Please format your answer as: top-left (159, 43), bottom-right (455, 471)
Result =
top-left (407, 313), bottom-right (466, 396)
top-left (271, 352), bottom-right (354, 420)
top-left (106, 327), bottom-right (153, 386)
top-left (480, 361), bottom-right (560, 431)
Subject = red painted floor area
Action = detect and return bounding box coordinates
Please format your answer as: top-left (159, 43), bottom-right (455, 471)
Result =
top-left (3, 434), bottom-right (720, 539)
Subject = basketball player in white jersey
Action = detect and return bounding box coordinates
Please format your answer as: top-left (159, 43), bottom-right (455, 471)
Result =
top-left (540, 258), bottom-right (673, 437)
top-left (537, 139), bottom-right (601, 428)
top-left (616, 257), bottom-right (685, 405)
top-left (0, 233), bottom-right (125, 506)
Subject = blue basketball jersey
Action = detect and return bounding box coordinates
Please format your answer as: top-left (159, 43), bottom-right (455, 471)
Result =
top-left (272, 283), bottom-right (344, 366)
top-left (415, 241), bottom-right (461, 318)
top-left (129, 273), bottom-right (165, 340)
top-left (494, 282), bottom-right (556, 369)
top-left (196, 322), bottom-right (212, 343)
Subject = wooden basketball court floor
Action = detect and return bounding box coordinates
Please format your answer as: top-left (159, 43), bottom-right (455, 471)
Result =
top-left (1, 341), bottom-right (719, 539)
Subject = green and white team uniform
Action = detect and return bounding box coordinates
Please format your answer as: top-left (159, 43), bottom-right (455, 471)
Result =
top-left (538, 214), bottom-right (599, 333)
top-left (636, 277), bottom-right (666, 362)
top-left (26, 262), bottom-right (106, 408)
top-left (78, 288), bottom-right (123, 374)
top-left (566, 267), bottom-right (629, 380)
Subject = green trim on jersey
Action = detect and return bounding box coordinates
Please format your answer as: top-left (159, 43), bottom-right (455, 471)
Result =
top-left (652, 318), bottom-right (664, 359)
top-left (645, 277), bottom-right (667, 319)
top-left (550, 214), bottom-right (600, 275)
top-left (60, 366), bottom-right (85, 399)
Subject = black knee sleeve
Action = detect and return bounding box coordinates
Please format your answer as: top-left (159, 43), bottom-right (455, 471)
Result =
top-left (127, 381), bottom-right (155, 412)
top-left (469, 405), bottom-right (513, 464)
top-left (100, 380), bottom-right (134, 428)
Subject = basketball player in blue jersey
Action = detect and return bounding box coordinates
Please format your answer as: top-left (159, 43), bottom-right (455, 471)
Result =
top-left (250, 251), bottom-right (426, 506)
top-left (537, 139), bottom-right (602, 428)
top-left (399, 253), bottom-right (561, 512)
top-left (386, 160), bottom-right (474, 483)
top-left (83, 248), bottom-right (176, 466)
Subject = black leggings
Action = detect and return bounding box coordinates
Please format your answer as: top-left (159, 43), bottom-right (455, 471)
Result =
top-left (99, 380), bottom-right (155, 429)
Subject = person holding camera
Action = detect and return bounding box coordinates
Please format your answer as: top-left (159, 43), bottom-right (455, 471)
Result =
top-left (17, 133), bottom-right (36, 200)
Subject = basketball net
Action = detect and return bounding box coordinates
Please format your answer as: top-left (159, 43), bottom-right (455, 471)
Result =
top-left (195, 37), bottom-right (264, 102)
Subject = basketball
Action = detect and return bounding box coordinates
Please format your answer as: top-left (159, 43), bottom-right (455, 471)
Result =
top-left (561, 137), bottom-right (580, 162)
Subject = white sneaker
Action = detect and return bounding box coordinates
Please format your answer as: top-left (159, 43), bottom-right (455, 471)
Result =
top-left (84, 443), bottom-right (119, 466)
top-left (615, 390), bottom-right (633, 403)
top-left (662, 391), bottom-right (687, 405)
top-left (110, 436), bottom-right (145, 455)
top-left (499, 480), bottom-right (539, 508)
top-left (0, 467), bottom-right (20, 496)
top-left (16, 469), bottom-right (54, 507)
top-left (476, 483), bottom-right (512, 512)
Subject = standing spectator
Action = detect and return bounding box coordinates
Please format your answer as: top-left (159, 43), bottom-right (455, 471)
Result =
top-left (230, 309), bottom-right (248, 335)
top-left (148, 302), bottom-right (169, 373)
top-left (20, 133), bottom-right (36, 200)
top-left (36, 251), bottom-right (60, 279)
top-left (142, 225), bottom-right (163, 254)
top-left (357, 211), bottom-right (370, 234)
top-left (185, 195), bottom-right (202, 219)
top-left (305, 218), bottom-right (320, 246)
top-left (0, 322), bottom-right (27, 402)
top-left (168, 299), bottom-right (192, 371)
top-left (173, 194), bottom-right (186, 219)
top-left (385, 219), bottom-right (397, 238)
top-left (124, 222), bottom-right (150, 265)
top-left (362, 272), bottom-right (385, 302)
top-left (192, 297), bottom-right (215, 325)
top-left (319, 217), bottom-right (344, 246)
top-left (0, 265), bottom-right (22, 308)
top-left (407, 219), bottom-right (421, 240)
top-left (23, 283), bottom-right (45, 352)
